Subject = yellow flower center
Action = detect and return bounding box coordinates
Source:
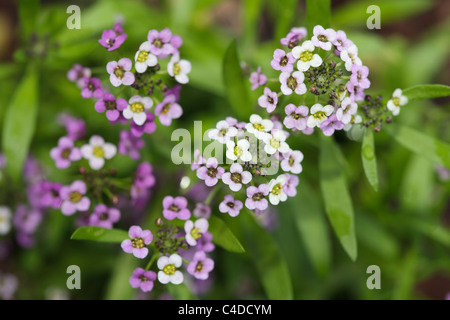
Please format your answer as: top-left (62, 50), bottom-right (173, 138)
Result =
top-left (392, 97), bottom-right (400, 107)
top-left (163, 264), bottom-right (176, 275)
top-left (270, 138), bottom-right (281, 149)
top-left (173, 63), bottom-right (181, 76)
top-left (300, 51), bottom-right (313, 62)
top-left (69, 191), bottom-right (82, 203)
top-left (137, 51), bottom-right (149, 63)
top-left (234, 146), bottom-right (243, 157)
top-left (195, 261), bottom-right (204, 273)
top-left (131, 237), bottom-right (145, 249)
top-left (114, 66), bottom-right (125, 80)
top-left (131, 102), bottom-right (144, 113)
top-left (287, 76), bottom-right (298, 90)
top-left (253, 123), bottom-right (265, 131)
top-left (190, 227), bottom-right (202, 240)
top-left (61, 148), bottom-right (71, 159)
top-left (93, 146), bottom-right (104, 158)
top-left (272, 183), bottom-right (283, 195)
top-left (313, 111), bottom-right (326, 120)
top-left (161, 104), bottom-right (170, 115)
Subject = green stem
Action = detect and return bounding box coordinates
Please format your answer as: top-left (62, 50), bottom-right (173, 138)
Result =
top-left (205, 185), bottom-right (220, 206)
top-left (145, 251), bottom-right (159, 271)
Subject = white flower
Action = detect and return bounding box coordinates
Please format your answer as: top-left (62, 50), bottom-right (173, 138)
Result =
top-left (387, 88), bottom-right (408, 116)
top-left (81, 135), bottom-right (117, 170)
top-left (168, 54), bottom-right (191, 84)
top-left (340, 44), bottom-right (362, 71)
top-left (245, 114), bottom-right (273, 140)
top-left (344, 114), bottom-right (362, 131)
top-left (208, 120), bottom-right (238, 144)
top-left (306, 104), bottom-right (334, 128)
top-left (292, 40), bottom-right (322, 72)
top-left (134, 41), bottom-right (158, 73)
top-left (263, 130), bottom-right (290, 155)
top-left (123, 95), bottom-right (153, 126)
top-left (268, 175), bottom-right (288, 205)
top-left (184, 218), bottom-right (209, 246)
top-left (226, 139), bottom-right (252, 162)
top-left (336, 97), bottom-right (357, 124)
top-left (0, 206), bottom-right (12, 235)
top-left (157, 254), bottom-right (184, 285)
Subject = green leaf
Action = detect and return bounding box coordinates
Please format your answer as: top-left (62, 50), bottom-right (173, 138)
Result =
top-left (402, 84), bottom-right (450, 101)
top-left (361, 129), bottom-right (379, 192)
top-left (71, 226), bottom-right (129, 243)
top-left (305, 0), bottom-right (331, 34)
top-left (19, 0), bottom-right (40, 39)
top-left (319, 136), bottom-right (357, 261)
top-left (104, 254), bottom-right (138, 300)
top-left (223, 39), bottom-right (251, 119)
top-left (289, 183), bottom-right (331, 277)
top-left (268, 0), bottom-right (299, 41)
top-left (385, 125), bottom-right (450, 168)
top-left (407, 217), bottom-right (450, 247)
top-left (2, 64), bottom-right (39, 182)
top-left (167, 283), bottom-right (198, 300)
top-left (243, 212), bottom-right (293, 300)
top-left (209, 216), bottom-right (245, 253)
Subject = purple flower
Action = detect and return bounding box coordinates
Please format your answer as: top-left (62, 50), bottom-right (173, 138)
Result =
top-left (60, 180), bottom-right (90, 216)
top-left (320, 114), bottom-right (345, 136)
top-left (98, 29), bottom-right (127, 51)
top-left (107, 58), bottom-right (135, 87)
top-left (13, 205), bottom-right (42, 234)
top-left (336, 97), bottom-right (358, 124)
top-left (245, 184), bottom-right (269, 211)
top-left (258, 87), bottom-right (278, 113)
top-left (283, 104), bottom-right (308, 130)
top-left (162, 196), bottom-right (191, 220)
top-left (147, 28), bottom-right (176, 58)
top-left (284, 173), bottom-right (299, 197)
top-left (58, 114), bottom-right (86, 141)
top-left (222, 163), bottom-right (252, 192)
top-left (187, 251), bottom-right (214, 280)
top-left (129, 268), bottom-right (156, 292)
top-left (196, 158), bottom-right (225, 187)
top-left (113, 22), bottom-right (124, 35)
top-left (81, 77), bottom-right (103, 99)
top-left (134, 162), bottom-right (156, 189)
top-left (67, 64), bottom-right (91, 88)
top-left (165, 85), bottom-right (182, 101)
top-left (95, 93), bottom-right (128, 122)
top-left (193, 203), bottom-right (211, 219)
top-left (40, 181), bottom-right (62, 209)
top-left (121, 225), bottom-right (153, 259)
top-left (23, 156), bottom-right (43, 184)
top-left (119, 130), bottom-right (144, 160)
top-left (332, 30), bottom-right (352, 52)
top-left (50, 136), bottom-right (82, 169)
top-left (196, 232), bottom-right (215, 252)
top-left (184, 218), bottom-right (209, 246)
top-left (280, 71), bottom-right (306, 95)
top-left (218, 195), bottom-right (243, 217)
top-left (130, 112), bottom-right (157, 137)
top-left (191, 149), bottom-right (206, 171)
top-left (249, 66), bottom-right (267, 91)
top-left (346, 81), bottom-right (365, 102)
top-left (0, 273), bottom-right (18, 300)
top-left (0, 153), bottom-right (5, 169)
top-left (280, 27), bottom-right (307, 48)
top-left (350, 64), bottom-right (370, 89)
top-left (88, 204), bottom-right (121, 229)
top-left (311, 25), bottom-right (336, 51)
top-left (280, 150), bottom-right (304, 174)
top-left (154, 94), bottom-right (183, 126)
top-left (270, 49), bottom-right (295, 73)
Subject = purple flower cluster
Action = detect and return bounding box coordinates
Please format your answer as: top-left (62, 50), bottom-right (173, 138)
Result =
top-left (98, 22), bottom-right (127, 51)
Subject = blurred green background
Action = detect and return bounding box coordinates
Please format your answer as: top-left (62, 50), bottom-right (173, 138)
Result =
top-left (0, 0), bottom-right (449, 300)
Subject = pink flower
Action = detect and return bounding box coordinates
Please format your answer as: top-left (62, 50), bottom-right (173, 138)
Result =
top-left (162, 196), bottom-right (191, 220)
top-left (121, 226), bottom-right (153, 259)
top-left (106, 58), bottom-right (135, 87)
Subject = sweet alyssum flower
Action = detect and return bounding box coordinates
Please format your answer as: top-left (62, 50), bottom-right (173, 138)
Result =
top-left (187, 251), bottom-right (214, 280)
top-left (59, 114), bottom-right (86, 141)
top-left (311, 25), bottom-right (336, 51)
top-left (121, 225), bottom-right (153, 259)
top-left (246, 114), bottom-right (273, 140)
top-left (81, 135), bottom-right (117, 170)
top-left (280, 27), bottom-right (307, 48)
top-left (168, 54), bottom-right (191, 84)
top-left (320, 114), bottom-right (345, 136)
top-left (268, 175), bottom-right (288, 205)
top-left (130, 112), bottom-right (156, 137)
top-left (340, 44), bottom-right (362, 71)
top-left (157, 254), bottom-right (184, 285)
top-left (279, 71), bottom-right (307, 95)
top-left (88, 204), bottom-right (121, 229)
top-left (245, 184), bottom-right (269, 211)
top-left (226, 139), bottom-right (252, 162)
top-left (191, 149), bottom-right (206, 171)
top-left (13, 206), bottom-right (42, 235)
top-left (343, 114), bottom-right (362, 131)
top-left (0, 206), bottom-right (12, 235)
top-left (306, 103), bottom-right (334, 128)
top-left (184, 218), bottom-right (209, 246)
top-left (283, 174), bottom-right (299, 197)
top-left (332, 30), bottom-right (352, 52)
top-left (147, 28), bottom-right (176, 58)
top-left (50, 136), bottom-right (82, 169)
top-left (283, 104), bottom-right (309, 130)
top-left (350, 64), bottom-right (370, 89)
top-left (387, 88), bottom-right (408, 116)
top-left (162, 196), bottom-right (191, 220)
top-left (81, 77), bottom-right (103, 99)
top-left (60, 180), bottom-right (91, 216)
top-left (134, 41), bottom-right (158, 73)
top-left (129, 268), bottom-right (157, 293)
top-left (39, 181), bottom-right (62, 209)
top-left (118, 130), bottom-right (144, 161)
top-left (249, 66), bottom-right (267, 90)
top-left (95, 92), bottom-right (128, 122)
top-left (98, 29), bottom-right (127, 51)
top-left (218, 194), bottom-right (243, 217)
top-left (0, 272), bottom-right (18, 300)
top-left (208, 120), bottom-right (238, 144)
top-left (222, 163), bottom-right (252, 192)
top-left (196, 158), bottom-right (225, 187)
top-left (258, 87), bottom-right (279, 113)
top-left (154, 94), bottom-right (183, 126)
top-left (263, 130), bottom-right (290, 155)
top-left (193, 203), bottom-right (211, 219)
top-left (292, 40), bottom-right (322, 72)
top-left (271, 49), bottom-right (295, 73)
top-left (336, 97), bottom-right (357, 124)
top-left (107, 58), bottom-right (135, 87)
top-left (123, 95), bottom-right (154, 126)
top-left (67, 64), bottom-right (91, 88)
top-left (280, 150), bottom-right (304, 174)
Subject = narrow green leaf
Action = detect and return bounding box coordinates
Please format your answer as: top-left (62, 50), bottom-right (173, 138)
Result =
top-left (209, 216), bottom-right (245, 253)
top-left (305, 0), bottom-right (331, 34)
top-left (289, 183), bottom-right (331, 277)
top-left (223, 40), bottom-right (251, 119)
top-left (361, 129), bottom-right (379, 192)
top-left (402, 84), bottom-right (450, 101)
top-left (243, 212), bottom-right (293, 300)
top-left (385, 125), bottom-right (450, 168)
top-left (71, 226), bottom-right (129, 243)
top-left (319, 136), bottom-right (357, 261)
top-left (407, 217), bottom-right (450, 247)
top-left (2, 64), bottom-right (39, 182)
top-left (268, 0), bottom-right (299, 41)
top-left (167, 283), bottom-right (198, 300)
top-left (243, 0), bottom-right (264, 45)
top-left (19, 0), bottom-right (40, 39)
top-left (104, 254), bottom-right (138, 300)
